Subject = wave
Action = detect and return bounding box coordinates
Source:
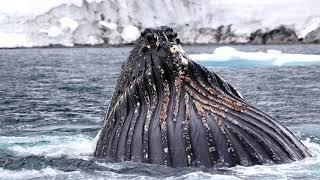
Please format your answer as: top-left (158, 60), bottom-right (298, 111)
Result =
top-left (190, 46), bottom-right (320, 67)
top-left (231, 138), bottom-right (320, 178)
top-left (0, 134), bottom-right (95, 159)
top-left (0, 167), bottom-right (242, 180)
top-left (0, 167), bottom-right (70, 180)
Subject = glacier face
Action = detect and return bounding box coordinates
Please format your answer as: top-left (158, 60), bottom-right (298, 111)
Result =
top-left (1, 0), bottom-right (320, 47)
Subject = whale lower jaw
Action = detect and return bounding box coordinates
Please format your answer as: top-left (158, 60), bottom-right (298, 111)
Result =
top-left (94, 27), bottom-right (311, 167)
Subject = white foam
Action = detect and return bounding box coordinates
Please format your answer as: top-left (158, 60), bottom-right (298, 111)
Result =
top-left (1, 135), bottom-right (95, 159)
top-left (0, 167), bottom-right (64, 179)
top-left (232, 138), bottom-right (320, 178)
top-left (92, 130), bottom-right (101, 151)
top-left (190, 46), bottom-right (320, 66)
top-left (165, 172), bottom-right (241, 180)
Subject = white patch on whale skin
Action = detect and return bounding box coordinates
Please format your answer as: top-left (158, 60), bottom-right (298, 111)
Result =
top-left (170, 45), bottom-right (186, 54)
top-left (170, 45), bottom-right (189, 66)
top-left (181, 56), bottom-right (189, 65)
top-left (170, 45), bottom-right (180, 54)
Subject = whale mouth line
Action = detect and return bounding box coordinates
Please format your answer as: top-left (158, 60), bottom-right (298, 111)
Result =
top-left (94, 26), bottom-right (311, 168)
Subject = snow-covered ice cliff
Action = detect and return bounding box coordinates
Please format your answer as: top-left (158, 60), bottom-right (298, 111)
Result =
top-left (1, 0), bottom-right (320, 48)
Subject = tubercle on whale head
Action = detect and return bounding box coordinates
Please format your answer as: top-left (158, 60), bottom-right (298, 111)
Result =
top-left (137, 26), bottom-right (189, 76)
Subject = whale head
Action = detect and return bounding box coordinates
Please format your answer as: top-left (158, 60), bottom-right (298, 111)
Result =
top-left (94, 26), bottom-right (311, 167)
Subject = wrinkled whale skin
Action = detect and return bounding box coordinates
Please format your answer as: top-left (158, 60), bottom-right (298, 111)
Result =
top-left (94, 26), bottom-right (311, 167)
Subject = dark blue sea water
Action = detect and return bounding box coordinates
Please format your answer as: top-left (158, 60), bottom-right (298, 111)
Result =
top-left (0, 45), bottom-right (320, 179)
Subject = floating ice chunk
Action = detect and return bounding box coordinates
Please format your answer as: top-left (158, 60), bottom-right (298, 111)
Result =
top-left (266, 49), bottom-right (282, 55)
top-left (190, 46), bottom-right (320, 67)
top-left (121, 25), bottom-right (140, 43)
top-left (86, 0), bottom-right (104, 3)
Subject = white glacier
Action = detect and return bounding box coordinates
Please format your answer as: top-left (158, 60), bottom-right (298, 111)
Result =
top-left (0, 0), bottom-right (320, 47)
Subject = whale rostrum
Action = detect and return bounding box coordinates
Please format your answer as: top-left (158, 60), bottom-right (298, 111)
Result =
top-left (94, 26), bottom-right (311, 167)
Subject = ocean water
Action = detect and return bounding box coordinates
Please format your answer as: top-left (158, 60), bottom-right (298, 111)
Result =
top-left (0, 45), bottom-right (320, 179)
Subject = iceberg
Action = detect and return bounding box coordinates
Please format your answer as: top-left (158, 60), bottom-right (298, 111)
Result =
top-left (190, 46), bottom-right (320, 67)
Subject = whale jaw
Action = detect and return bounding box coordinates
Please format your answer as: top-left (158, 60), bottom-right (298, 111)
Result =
top-left (94, 26), bottom-right (311, 167)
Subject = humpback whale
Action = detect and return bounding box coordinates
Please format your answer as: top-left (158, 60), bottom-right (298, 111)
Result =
top-left (94, 26), bottom-right (311, 167)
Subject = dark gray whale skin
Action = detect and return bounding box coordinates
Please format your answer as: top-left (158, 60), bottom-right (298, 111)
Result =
top-left (94, 27), bottom-right (311, 167)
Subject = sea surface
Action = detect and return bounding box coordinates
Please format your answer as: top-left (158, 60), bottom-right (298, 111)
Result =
top-left (0, 44), bottom-right (320, 179)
